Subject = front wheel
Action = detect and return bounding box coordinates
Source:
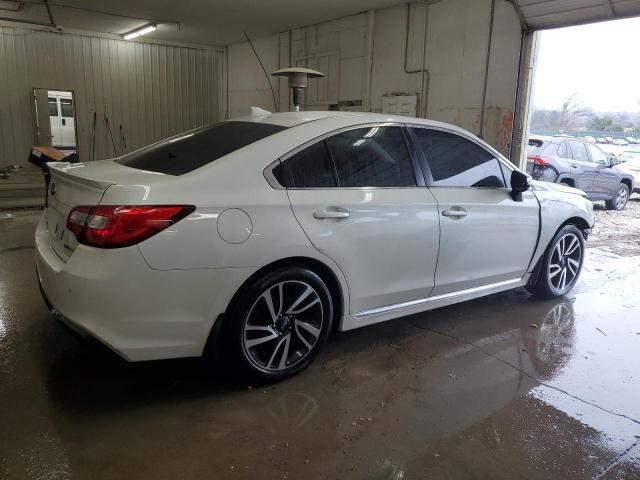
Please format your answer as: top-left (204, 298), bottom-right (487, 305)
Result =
top-left (526, 225), bottom-right (585, 299)
top-left (223, 267), bottom-right (334, 382)
top-left (605, 183), bottom-right (629, 211)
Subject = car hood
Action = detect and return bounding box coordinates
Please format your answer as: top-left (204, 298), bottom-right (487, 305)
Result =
top-left (612, 164), bottom-right (634, 176)
top-left (530, 180), bottom-right (587, 197)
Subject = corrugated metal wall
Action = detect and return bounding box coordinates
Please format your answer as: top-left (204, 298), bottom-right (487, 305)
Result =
top-left (0, 26), bottom-right (224, 166)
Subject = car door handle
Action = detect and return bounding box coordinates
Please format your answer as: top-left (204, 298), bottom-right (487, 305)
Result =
top-left (442, 208), bottom-right (467, 218)
top-left (313, 209), bottom-right (350, 219)
top-left (570, 164), bottom-right (578, 168)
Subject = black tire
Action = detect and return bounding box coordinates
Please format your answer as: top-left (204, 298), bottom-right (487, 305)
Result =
top-left (526, 224), bottom-right (585, 299)
top-left (222, 267), bottom-right (334, 382)
top-left (605, 183), bottom-right (629, 211)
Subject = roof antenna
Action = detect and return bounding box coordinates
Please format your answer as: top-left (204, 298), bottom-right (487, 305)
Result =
top-left (243, 31), bottom-right (278, 112)
top-left (272, 67), bottom-right (324, 112)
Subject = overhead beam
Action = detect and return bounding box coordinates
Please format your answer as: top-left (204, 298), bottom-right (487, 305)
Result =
top-left (0, 16), bottom-right (54, 27)
top-left (509, 0), bottom-right (530, 32)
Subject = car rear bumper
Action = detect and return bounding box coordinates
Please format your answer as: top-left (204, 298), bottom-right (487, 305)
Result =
top-left (35, 214), bottom-right (255, 361)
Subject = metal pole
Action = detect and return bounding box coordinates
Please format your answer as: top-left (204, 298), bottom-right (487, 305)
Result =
top-left (478, 0), bottom-right (496, 139)
top-left (43, 0), bottom-right (56, 26)
top-left (418, 3), bottom-right (428, 117)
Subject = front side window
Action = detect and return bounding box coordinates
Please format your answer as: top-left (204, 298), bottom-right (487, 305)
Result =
top-left (569, 142), bottom-right (590, 162)
top-left (326, 126), bottom-right (417, 187)
top-left (410, 128), bottom-right (505, 188)
top-left (587, 144), bottom-right (608, 164)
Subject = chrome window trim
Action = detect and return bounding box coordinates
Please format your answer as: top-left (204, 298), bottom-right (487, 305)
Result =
top-left (263, 158), bottom-right (284, 189)
top-left (405, 122), bottom-right (520, 190)
top-left (263, 122), bottom-right (416, 190)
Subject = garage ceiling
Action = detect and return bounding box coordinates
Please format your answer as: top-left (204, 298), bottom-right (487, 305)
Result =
top-left (1, 0), bottom-right (408, 46)
top-left (513, 0), bottom-right (640, 30)
top-left (4, 1), bottom-right (640, 45)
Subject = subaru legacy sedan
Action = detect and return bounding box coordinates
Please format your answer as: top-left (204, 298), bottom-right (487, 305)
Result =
top-left (36, 112), bottom-right (594, 381)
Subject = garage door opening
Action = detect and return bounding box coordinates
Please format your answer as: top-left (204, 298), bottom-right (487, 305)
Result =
top-left (529, 17), bottom-right (640, 144)
top-left (521, 17), bottom-right (640, 249)
top-left (520, 17), bottom-right (640, 191)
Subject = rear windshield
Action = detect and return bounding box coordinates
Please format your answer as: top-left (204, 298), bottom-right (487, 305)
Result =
top-left (116, 121), bottom-right (287, 175)
top-left (527, 138), bottom-right (545, 155)
top-left (527, 139), bottom-right (554, 157)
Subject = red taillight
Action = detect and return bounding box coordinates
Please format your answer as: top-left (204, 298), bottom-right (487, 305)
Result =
top-left (67, 205), bottom-right (195, 248)
top-left (528, 155), bottom-right (548, 166)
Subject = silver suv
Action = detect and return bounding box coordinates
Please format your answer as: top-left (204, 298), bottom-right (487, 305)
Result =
top-left (527, 136), bottom-right (634, 210)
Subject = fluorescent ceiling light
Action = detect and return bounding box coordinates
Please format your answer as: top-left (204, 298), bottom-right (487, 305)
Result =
top-left (122, 23), bottom-right (157, 41)
top-left (0, 1), bottom-right (22, 11)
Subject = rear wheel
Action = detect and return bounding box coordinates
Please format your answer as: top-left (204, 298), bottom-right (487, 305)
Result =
top-left (223, 267), bottom-right (334, 382)
top-left (605, 183), bottom-right (629, 211)
top-left (527, 225), bottom-right (585, 299)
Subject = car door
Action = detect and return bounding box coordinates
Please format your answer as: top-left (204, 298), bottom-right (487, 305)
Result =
top-left (587, 143), bottom-right (618, 199)
top-left (408, 126), bottom-right (539, 296)
top-left (567, 141), bottom-right (596, 193)
top-left (282, 124), bottom-right (440, 314)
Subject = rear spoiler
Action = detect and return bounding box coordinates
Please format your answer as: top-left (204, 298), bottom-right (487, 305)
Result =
top-left (47, 162), bottom-right (114, 191)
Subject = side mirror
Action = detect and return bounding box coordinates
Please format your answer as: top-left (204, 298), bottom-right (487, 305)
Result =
top-left (608, 157), bottom-right (620, 167)
top-left (510, 170), bottom-right (530, 201)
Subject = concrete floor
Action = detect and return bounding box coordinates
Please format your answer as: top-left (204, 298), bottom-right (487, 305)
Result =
top-left (1, 208), bottom-right (640, 480)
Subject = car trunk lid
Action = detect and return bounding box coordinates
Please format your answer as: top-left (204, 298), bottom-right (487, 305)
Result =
top-left (45, 160), bottom-right (167, 261)
top-left (46, 162), bottom-right (114, 261)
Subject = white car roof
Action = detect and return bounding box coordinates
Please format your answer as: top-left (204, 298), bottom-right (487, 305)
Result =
top-left (230, 110), bottom-right (472, 135)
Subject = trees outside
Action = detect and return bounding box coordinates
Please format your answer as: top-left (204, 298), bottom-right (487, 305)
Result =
top-left (588, 116), bottom-right (613, 131)
top-left (558, 93), bottom-right (588, 131)
top-left (531, 91), bottom-right (640, 134)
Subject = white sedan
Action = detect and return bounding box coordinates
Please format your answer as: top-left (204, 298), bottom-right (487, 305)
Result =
top-left (36, 111), bottom-right (594, 381)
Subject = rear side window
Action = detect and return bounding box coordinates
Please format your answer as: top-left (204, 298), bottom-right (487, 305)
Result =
top-left (117, 121), bottom-right (287, 175)
top-left (277, 140), bottom-right (337, 188)
top-left (411, 128), bottom-right (505, 188)
top-left (48, 98), bottom-right (58, 116)
top-left (326, 127), bottom-right (416, 187)
top-left (60, 98), bottom-right (74, 117)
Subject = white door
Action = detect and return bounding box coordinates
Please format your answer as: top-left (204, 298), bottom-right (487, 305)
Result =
top-left (283, 125), bottom-right (440, 314)
top-left (59, 97), bottom-right (76, 147)
top-left (409, 127), bottom-right (539, 295)
top-left (48, 96), bottom-right (62, 146)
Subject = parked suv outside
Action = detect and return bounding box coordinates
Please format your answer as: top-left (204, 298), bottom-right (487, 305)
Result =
top-left (527, 136), bottom-right (634, 210)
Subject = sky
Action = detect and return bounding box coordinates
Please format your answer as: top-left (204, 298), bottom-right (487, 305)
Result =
top-left (532, 17), bottom-right (640, 113)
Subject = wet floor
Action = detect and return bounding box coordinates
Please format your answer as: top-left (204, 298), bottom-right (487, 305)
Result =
top-left (1, 210), bottom-right (639, 480)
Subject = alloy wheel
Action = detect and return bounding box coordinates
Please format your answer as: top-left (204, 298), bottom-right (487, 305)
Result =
top-left (547, 233), bottom-right (582, 293)
top-left (242, 281), bottom-right (324, 372)
top-left (616, 186), bottom-right (628, 210)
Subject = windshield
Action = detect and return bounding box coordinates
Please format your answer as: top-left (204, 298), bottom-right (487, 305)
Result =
top-left (116, 121), bottom-right (288, 175)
